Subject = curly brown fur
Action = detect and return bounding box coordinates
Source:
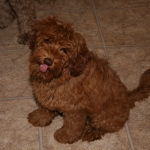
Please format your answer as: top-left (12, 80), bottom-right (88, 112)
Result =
top-left (0, 0), bottom-right (36, 44)
top-left (28, 16), bottom-right (150, 144)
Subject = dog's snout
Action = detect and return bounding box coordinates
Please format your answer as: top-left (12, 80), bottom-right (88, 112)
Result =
top-left (44, 58), bottom-right (53, 66)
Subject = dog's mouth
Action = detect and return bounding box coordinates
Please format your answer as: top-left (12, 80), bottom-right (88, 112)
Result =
top-left (40, 64), bottom-right (49, 73)
top-left (39, 57), bottom-right (54, 73)
top-left (39, 62), bottom-right (62, 77)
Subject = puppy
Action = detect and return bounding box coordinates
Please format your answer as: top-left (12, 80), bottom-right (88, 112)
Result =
top-left (28, 16), bottom-right (150, 144)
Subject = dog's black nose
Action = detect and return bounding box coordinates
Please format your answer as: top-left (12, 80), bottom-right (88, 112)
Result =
top-left (44, 58), bottom-right (53, 66)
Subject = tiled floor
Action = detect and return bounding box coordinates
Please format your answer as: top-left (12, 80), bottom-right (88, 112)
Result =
top-left (0, 0), bottom-right (150, 150)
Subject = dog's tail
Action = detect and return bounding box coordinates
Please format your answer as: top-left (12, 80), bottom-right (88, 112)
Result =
top-left (127, 68), bottom-right (150, 108)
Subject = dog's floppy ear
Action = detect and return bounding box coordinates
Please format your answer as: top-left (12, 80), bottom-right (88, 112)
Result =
top-left (69, 33), bottom-right (90, 77)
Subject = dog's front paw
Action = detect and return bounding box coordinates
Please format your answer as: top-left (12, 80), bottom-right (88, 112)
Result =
top-left (28, 109), bottom-right (56, 127)
top-left (54, 128), bottom-right (79, 144)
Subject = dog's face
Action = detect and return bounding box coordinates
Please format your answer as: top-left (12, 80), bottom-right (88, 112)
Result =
top-left (29, 17), bottom-right (89, 81)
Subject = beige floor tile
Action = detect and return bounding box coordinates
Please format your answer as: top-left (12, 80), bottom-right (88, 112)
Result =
top-left (107, 46), bottom-right (150, 89)
top-left (97, 8), bottom-right (150, 46)
top-left (0, 50), bottom-right (33, 98)
top-left (94, 0), bottom-right (150, 9)
top-left (36, 10), bottom-right (103, 47)
top-left (89, 47), bottom-right (106, 57)
top-left (0, 21), bottom-right (17, 45)
top-left (0, 18), bottom-right (20, 50)
top-left (107, 46), bottom-right (150, 150)
top-left (0, 99), bottom-right (39, 150)
top-left (128, 97), bottom-right (150, 150)
top-left (0, 20), bottom-right (29, 51)
top-left (42, 116), bottom-right (130, 150)
top-left (35, 0), bottom-right (92, 11)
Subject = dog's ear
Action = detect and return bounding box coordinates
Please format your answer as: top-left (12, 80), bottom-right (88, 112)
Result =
top-left (69, 33), bottom-right (90, 77)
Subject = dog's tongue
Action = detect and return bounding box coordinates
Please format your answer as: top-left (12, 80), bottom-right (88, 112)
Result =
top-left (40, 64), bottom-right (48, 72)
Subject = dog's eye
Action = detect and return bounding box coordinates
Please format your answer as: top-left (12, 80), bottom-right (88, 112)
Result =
top-left (43, 39), bottom-right (51, 44)
top-left (60, 48), bottom-right (67, 53)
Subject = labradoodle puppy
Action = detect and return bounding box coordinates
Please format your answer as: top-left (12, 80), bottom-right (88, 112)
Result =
top-left (28, 16), bottom-right (150, 144)
top-left (0, 0), bottom-right (36, 44)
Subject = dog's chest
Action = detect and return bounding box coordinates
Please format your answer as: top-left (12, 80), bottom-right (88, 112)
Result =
top-left (33, 80), bottom-right (81, 112)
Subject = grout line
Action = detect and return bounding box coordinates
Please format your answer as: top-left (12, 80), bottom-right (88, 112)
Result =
top-left (91, 0), bottom-right (135, 150)
top-left (95, 6), bottom-right (150, 11)
top-left (91, 0), bottom-right (108, 59)
top-left (1, 96), bottom-right (44, 149)
top-left (38, 127), bottom-right (44, 150)
top-left (1, 44), bottom-right (150, 52)
top-left (36, 5), bottom-right (150, 13)
top-left (0, 49), bottom-right (30, 52)
top-left (0, 96), bottom-right (34, 101)
top-left (97, 44), bottom-right (150, 47)
top-left (37, 9), bottom-right (92, 13)
top-left (35, 102), bottom-right (44, 150)
top-left (125, 122), bottom-right (135, 150)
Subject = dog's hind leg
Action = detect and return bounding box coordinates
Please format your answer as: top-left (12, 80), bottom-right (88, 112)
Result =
top-left (82, 110), bottom-right (129, 142)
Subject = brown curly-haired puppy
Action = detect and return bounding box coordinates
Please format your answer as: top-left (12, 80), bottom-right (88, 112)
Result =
top-left (28, 16), bottom-right (150, 144)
